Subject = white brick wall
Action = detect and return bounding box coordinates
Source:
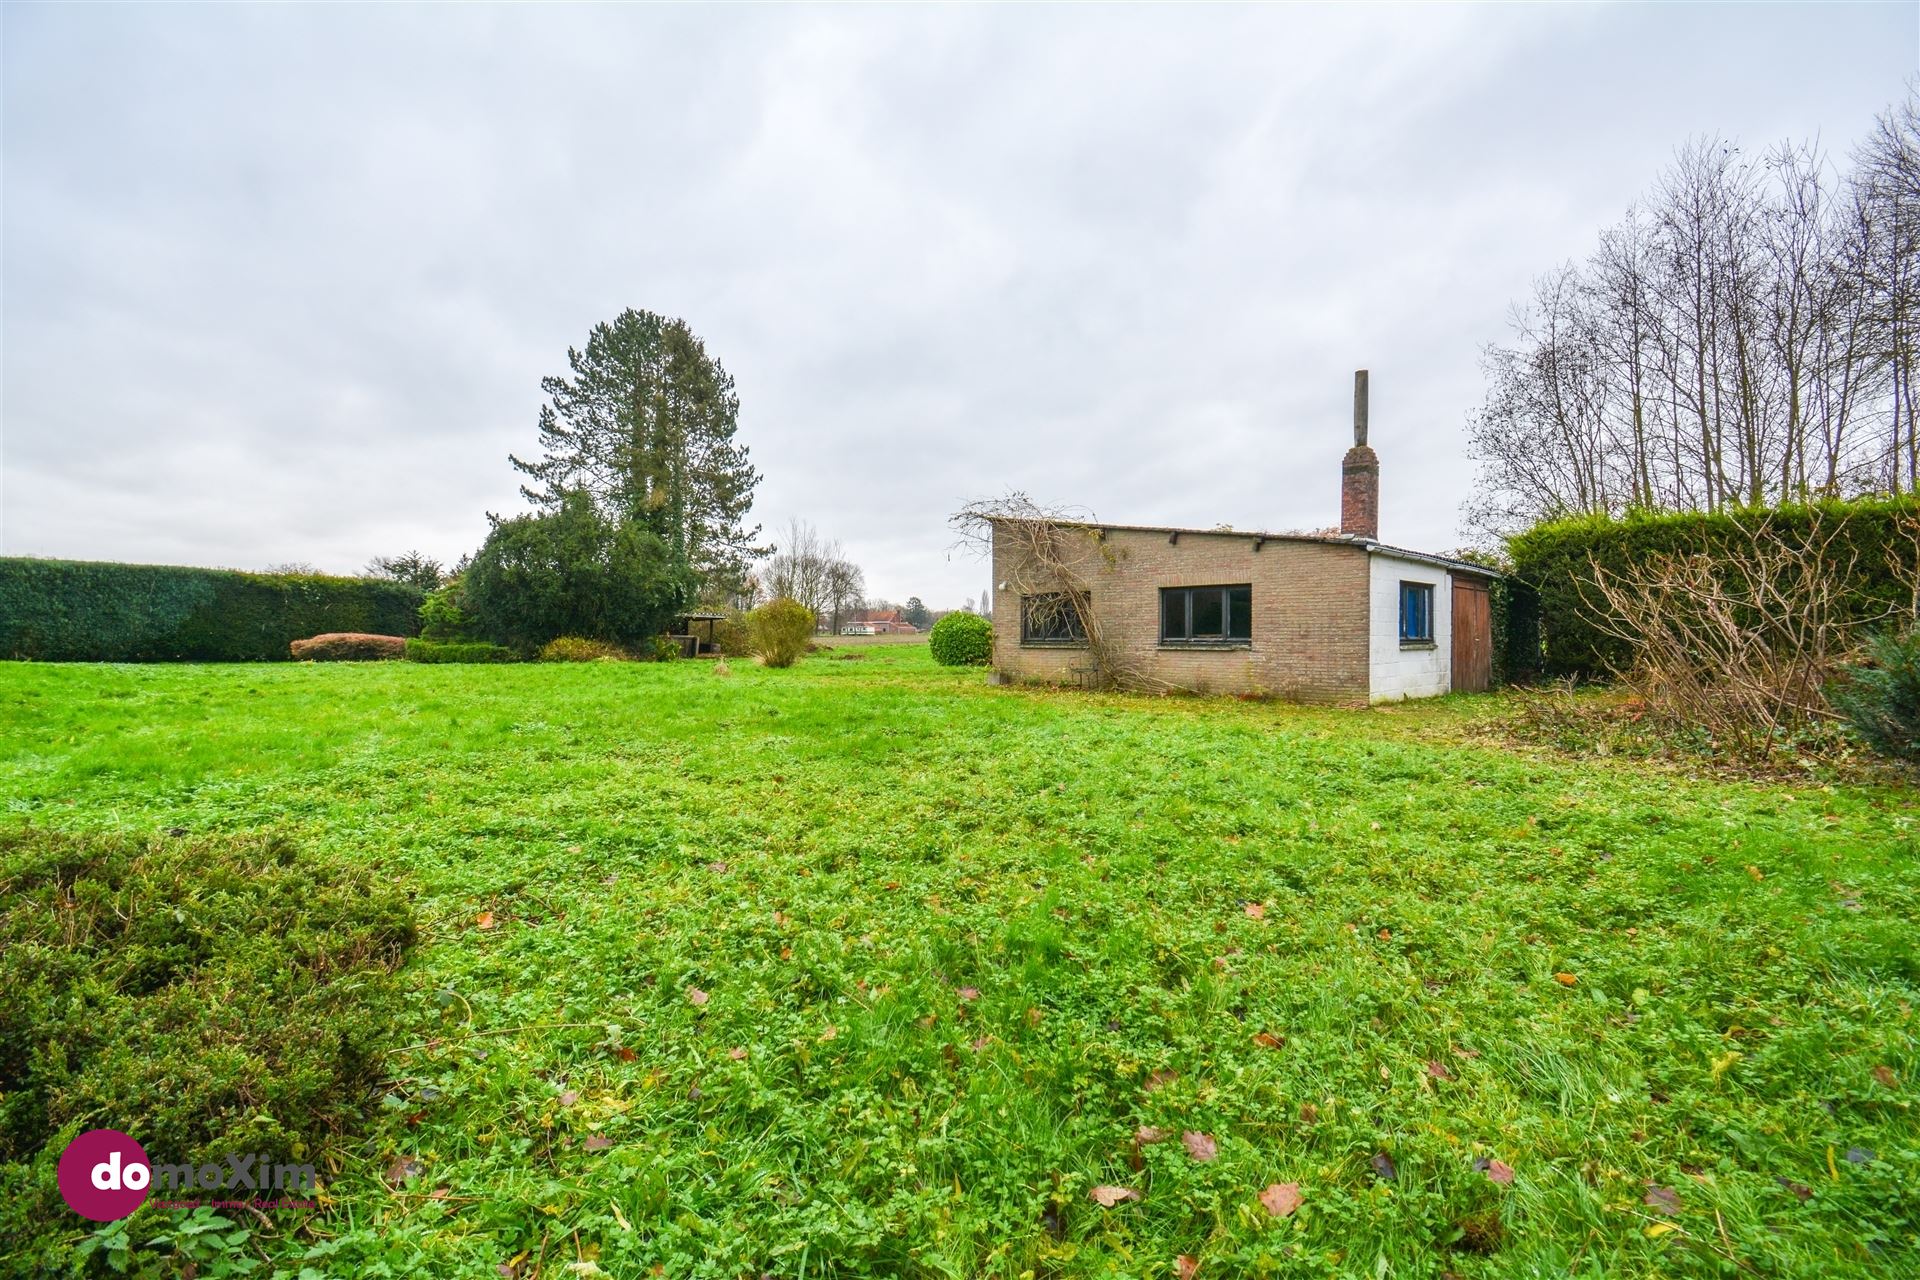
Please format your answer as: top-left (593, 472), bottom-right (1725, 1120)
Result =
top-left (1368, 552), bottom-right (1451, 702)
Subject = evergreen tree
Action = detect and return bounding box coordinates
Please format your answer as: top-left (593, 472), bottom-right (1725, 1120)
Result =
top-left (465, 490), bottom-right (691, 651)
top-left (511, 309), bottom-right (765, 585)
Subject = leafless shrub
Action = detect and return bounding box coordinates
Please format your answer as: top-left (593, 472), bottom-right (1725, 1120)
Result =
top-left (950, 492), bottom-right (1173, 692)
top-left (1580, 514), bottom-right (1919, 758)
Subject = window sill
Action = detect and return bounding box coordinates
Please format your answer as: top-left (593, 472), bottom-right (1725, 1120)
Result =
top-left (1020, 640), bottom-right (1089, 649)
top-left (1158, 642), bottom-right (1252, 651)
top-left (1400, 640), bottom-right (1437, 650)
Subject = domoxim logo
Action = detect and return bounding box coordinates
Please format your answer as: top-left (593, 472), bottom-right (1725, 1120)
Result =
top-left (57, 1129), bottom-right (152, 1222)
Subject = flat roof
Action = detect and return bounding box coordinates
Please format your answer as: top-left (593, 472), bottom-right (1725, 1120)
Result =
top-left (986, 516), bottom-right (1499, 579)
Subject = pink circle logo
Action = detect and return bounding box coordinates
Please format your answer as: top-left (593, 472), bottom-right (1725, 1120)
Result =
top-left (56, 1129), bottom-right (151, 1221)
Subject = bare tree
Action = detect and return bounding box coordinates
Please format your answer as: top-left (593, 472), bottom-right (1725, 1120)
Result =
top-left (759, 519), bottom-right (865, 634)
top-left (1467, 87), bottom-right (1920, 540)
top-left (823, 559), bottom-right (865, 636)
top-left (1855, 89), bottom-right (1920, 494)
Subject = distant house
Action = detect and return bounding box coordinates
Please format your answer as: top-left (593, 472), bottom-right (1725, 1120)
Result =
top-left (988, 372), bottom-right (1495, 704)
top-left (846, 609), bottom-right (918, 635)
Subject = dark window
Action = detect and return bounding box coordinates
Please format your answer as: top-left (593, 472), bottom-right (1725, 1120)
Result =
top-left (1160, 585), bottom-right (1253, 645)
top-left (1399, 581), bottom-right (1433, 644)
top-left (1021, 593), bottom-right (1086, 644)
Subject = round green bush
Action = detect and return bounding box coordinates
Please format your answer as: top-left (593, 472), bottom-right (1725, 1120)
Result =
top-left (929, 611), bottom-right (993, 666)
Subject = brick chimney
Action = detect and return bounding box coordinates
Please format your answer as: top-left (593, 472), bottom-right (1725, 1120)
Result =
top-left (1340, 369), bottom-right (1379, 540)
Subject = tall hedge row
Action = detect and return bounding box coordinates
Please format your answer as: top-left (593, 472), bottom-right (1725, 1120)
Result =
top-left (0, 558), bottom-right (423, 662)
top-left (1506, 498), bottom-right (1919, 678)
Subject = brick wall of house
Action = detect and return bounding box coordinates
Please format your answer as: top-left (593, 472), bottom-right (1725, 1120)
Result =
top-left (990, 524), bottom-right (1371, 703)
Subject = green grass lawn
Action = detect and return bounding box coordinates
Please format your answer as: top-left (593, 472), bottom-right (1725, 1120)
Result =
top-left (2, 646), bottom-right (1915, 1278)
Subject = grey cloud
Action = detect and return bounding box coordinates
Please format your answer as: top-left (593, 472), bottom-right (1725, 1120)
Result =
top-left (4, 4), bottom-right (1912, 604)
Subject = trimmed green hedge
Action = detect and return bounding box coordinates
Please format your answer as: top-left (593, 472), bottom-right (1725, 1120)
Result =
top-left (404, 638), bottom-right (519, 663)
top-left (0, 558), bottom-right (423, 662)
top-left (1507, 498), bottom-right (1919, 678)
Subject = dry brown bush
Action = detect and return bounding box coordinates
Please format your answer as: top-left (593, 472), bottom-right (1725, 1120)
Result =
top-left (290, 632), bottom-right (407, 661)
top-left (1579, 512), bottom-right (1919, 759)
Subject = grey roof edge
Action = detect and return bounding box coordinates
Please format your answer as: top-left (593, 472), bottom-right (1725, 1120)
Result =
top-left (984, 516), bottom-right (1501, 578)
top-left (1361, 542), bottom-right (1503, 579)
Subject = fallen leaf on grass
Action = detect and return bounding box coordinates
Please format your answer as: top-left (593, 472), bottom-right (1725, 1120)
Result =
top-left (1427, 1060), bottom-right (1453, 1081)
top-left (386, 1157), bottom-right (423, 1186)
top-left (1298, 1102), bottom-right (1319, 1124)
top-left (1089, 1185), bottom-right (1141, 1207)
top-left (583, 1135), bottom-right (613, 1152)
top-left (1175, 1256), bottom-right (1200, 1280)
top-left (1144, 1069), bottom-right (1178, 1093)
top-left (1258, 1182), bottom-right (1302, 1217)
top-left (1553, 973), bottom-right (1578, 987)
top-left (1370, 1153), bottom-right (1397, 1182)
top-left (1644, 1184), bottom-right (1681, 1215)
top-left (819, 1024), bottom-right (838, 1042)
top-left (1243, 902), bottom-right (1265, 920)
top-left (1252, 1031), bottom-right (1284, 1050)
top-left (1473, 1157), bottom-right (1514, 1185)
top-left (475, 912), bottom-right (495, 930)
top-left (1776, 1177), bottom-right (1812, 1201)
top-left (557, 1090), bottom-right (580, 1107)
top-left (686, 986), bottom-right (709, 1007)
top-left (728, 1046), bottom-right (748, 1060)
top-left (957, 986), bottom-right (980, 1001)
top-left (1135, 1125), bottom-right (1171, 1144)
top-left (1182, 1131), bottom-right (1218, 1162)
top-left (1872, 1065), bottom-right (1898, 1088)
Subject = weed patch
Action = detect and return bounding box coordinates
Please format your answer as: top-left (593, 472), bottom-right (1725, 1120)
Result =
top-left (0, 827), bottom-right (416, 1272)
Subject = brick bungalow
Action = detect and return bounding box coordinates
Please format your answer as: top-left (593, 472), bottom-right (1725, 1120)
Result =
top-left (988, 372), bottom-right (1495, 704)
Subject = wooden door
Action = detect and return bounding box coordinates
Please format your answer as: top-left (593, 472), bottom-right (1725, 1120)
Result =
top-left (1450, 577), bottom-right (1492, 693)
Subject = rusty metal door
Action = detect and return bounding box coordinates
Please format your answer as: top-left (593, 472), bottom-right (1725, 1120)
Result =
top-left (1451, 578), bottom-right (1492, 693)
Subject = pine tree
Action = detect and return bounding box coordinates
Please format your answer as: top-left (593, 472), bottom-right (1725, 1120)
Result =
top-left (511, 309), bottom-right (765, 585)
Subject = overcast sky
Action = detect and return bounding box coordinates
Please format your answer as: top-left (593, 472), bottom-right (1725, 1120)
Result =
top-left (4, 5), bottom-right (1916, 608)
